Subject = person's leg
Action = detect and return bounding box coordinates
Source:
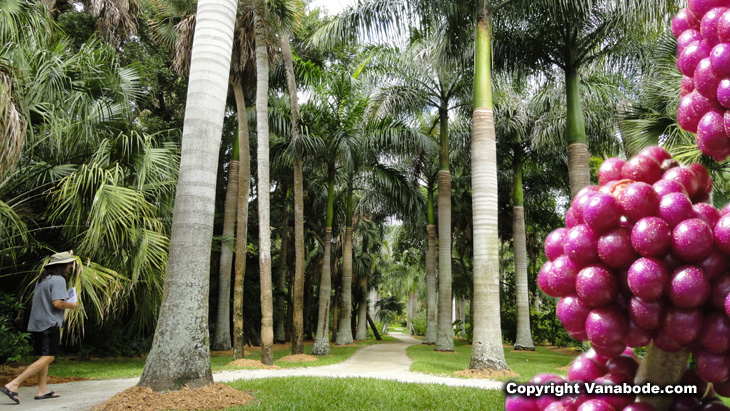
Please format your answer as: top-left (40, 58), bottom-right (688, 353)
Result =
top-left (3, 356), bottom-right (55, 393)
top-left (36, 359), bottom-right (54, 397)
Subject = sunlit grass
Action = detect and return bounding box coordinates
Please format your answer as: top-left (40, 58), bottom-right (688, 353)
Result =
top-left (407, 340), bottom-right (576, 382)
top-left (42, 335), bottom-right (396, 380)
top-left (224, 376), bottom-right (504, 410)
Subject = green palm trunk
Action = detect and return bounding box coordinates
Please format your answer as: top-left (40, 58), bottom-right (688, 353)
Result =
top-left (212, 134), bottom-right (239, 351)
top-left (565, 66), bottom-right (591, 197)
top-left (512, 148), bottom-right (534, 351)
top-left (469, 11), bottom-right (509, 371)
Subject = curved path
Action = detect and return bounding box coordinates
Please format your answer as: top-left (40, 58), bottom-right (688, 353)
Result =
top-left (4, 332), bottom-right (501, 410)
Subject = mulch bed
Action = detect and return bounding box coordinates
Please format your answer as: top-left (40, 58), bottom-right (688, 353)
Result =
top-left (226, 359), bottom-right (279, 369)
top-left (455, 369), bottom-right (520, 379)
top-left (93, 383), bottom-right (254, 411)
top-left (278, 354), bottom-right (318, 362)
top-left (0, 364), bottom-right (88, 387)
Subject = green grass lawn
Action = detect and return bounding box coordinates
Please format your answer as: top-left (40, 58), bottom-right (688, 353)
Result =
top-left (407, 340), bottom-right (576, 382)
top-left (224, 376), bottom-right (503, 411)
top-left (45, 336), bottom-right (397, 380)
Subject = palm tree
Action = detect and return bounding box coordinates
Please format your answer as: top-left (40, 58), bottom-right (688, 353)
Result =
top-left (253, 0), bottom-right (275, 365)
top-left (138, 0), bottom-right (239, 391)
top-left (308, 0), bottom-right (510, 369)
top-left (148, 0), bottom-right (295, 355)
top-left (496, 0), bottom-right (674, 197)
top-left (370, 37), bottom-right (470, 351)
top-left (280, 29), bottom-right (307, 354)
top-left (493, 75), bottom-right (534, 351)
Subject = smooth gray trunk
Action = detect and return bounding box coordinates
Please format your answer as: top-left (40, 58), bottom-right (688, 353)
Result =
top-left (280, 33), bottom-right (305, 356)
top-left (355, 270), bottom-right (368, 340)
top-left (513, 205), bottom-right (534, 351)
top-left (253, 0), bottom-right (273, 365)
top-left (312, 228), bottom-right (332, 355)
top-left (138, 0), bottom-right (238, 391)
top-left (275, 218), bottom-right (289, 343)
top-left (336, 227), bottom-right (354, 345)
top-left (424, 224), bottom-right (437, 344)
top-left (469, 105), bottom-right (508, 370)
top-left (435, 169), bottom-right (454, 351)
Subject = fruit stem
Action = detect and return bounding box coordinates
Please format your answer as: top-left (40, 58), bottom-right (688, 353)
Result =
top-left (634, 343), bottom-right (690, 410)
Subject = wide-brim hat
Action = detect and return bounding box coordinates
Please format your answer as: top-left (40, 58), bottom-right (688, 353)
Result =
top-left (46, 251), bottom-right (75, 266)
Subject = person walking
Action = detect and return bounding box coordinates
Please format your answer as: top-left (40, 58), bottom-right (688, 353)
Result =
top-left (1, 251), bottom-right (79, 404)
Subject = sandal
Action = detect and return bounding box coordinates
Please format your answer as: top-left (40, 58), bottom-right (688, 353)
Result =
top-left (0, 386), bottom-right (19, 404)
top-left (34, 391), bottom-right (60, 400)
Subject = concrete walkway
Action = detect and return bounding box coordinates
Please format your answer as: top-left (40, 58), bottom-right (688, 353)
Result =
top-left (2, 332), bottom-right (502, 410)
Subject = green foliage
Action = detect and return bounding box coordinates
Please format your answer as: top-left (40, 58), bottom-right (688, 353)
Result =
top-left (452, 319), bottom-right (472, 343)
top-left (74, 322), bottom-right (152, 359)
top-left (0, 291), bottom-right (30, 363)
top-left (531, 298), bottom-right (578, 348)
top-left (411, 311), bottom-right (426, 336)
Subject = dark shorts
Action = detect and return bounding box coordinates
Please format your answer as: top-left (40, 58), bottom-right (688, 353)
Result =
top-left (32, 326), bottom-right (60, 356)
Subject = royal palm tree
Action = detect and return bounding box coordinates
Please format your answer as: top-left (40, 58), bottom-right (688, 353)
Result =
top-left (308, 0), bottom-right (510, 369)
top-left (138, 0), bottom-right (239, 391)
top-left (496, 0), bottom-right (674, 197)
top-left (370, 37), bottom-right (470, 351)
top-left (493, 74), bottom-right (534, 351)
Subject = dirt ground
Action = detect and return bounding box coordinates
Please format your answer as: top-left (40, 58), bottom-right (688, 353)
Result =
top-left (0, 364), bottom-right (88, 387)
top-left (278, 354), bottom-right (318, 362)
top-left (226, 358), bottom-right (279, 369)
top-left (93, 383), bottom-right (255, 411)
top-left (455, 368), bottom-right (520, 379)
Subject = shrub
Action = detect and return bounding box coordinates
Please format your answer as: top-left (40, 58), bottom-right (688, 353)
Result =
top-left (411, 311), bottom-right (426, 336)
top-left (531, 298), bottom-right (578, 348)
top-left (0, 291), bottom-right (30, 363)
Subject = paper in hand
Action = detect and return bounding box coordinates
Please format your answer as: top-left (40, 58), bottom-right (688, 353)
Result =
top-left (66, 287), bottom-right (77, 303)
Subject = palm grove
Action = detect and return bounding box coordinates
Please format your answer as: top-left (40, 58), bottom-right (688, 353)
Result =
top-left (0, 0), bottom-right (697, 392)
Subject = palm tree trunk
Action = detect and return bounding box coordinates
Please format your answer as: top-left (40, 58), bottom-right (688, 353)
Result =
top-left (211, 157), bottom-right (238, 351)
top-left (565, 66), bottom-right (591, 198)
top-left (336, 181), bottom-right (354, 345)
top-left (280, 34), bottom-right (306, 356)
top-left (424, 185), bottom-right (437, 344)
top-left (408, 292), bottom-right (418, 335)
top-left (635, 344), bottom-right (690, 410)
top-left (275, 192), bottom-right (290, 343)
top-left (469, 11), bottom-right (509, 371)
top-left (312, 169), bottom-right (335, 355)
top-left (232, 81), bottom-right (250, 360)
top-left (512, 149), bottom-right (534, 351)
top-left (435, 106), bottom-right (454, 352)
top-left (253, 0), bottom-right (273, 365)
top-left (355, 268), bottom-right (368, 340)
top-left (138, 0), bottom-right (238, 391)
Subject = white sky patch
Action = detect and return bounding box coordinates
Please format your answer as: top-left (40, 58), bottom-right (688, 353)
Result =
top-left (308, 0), bottom-right (356, 15)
